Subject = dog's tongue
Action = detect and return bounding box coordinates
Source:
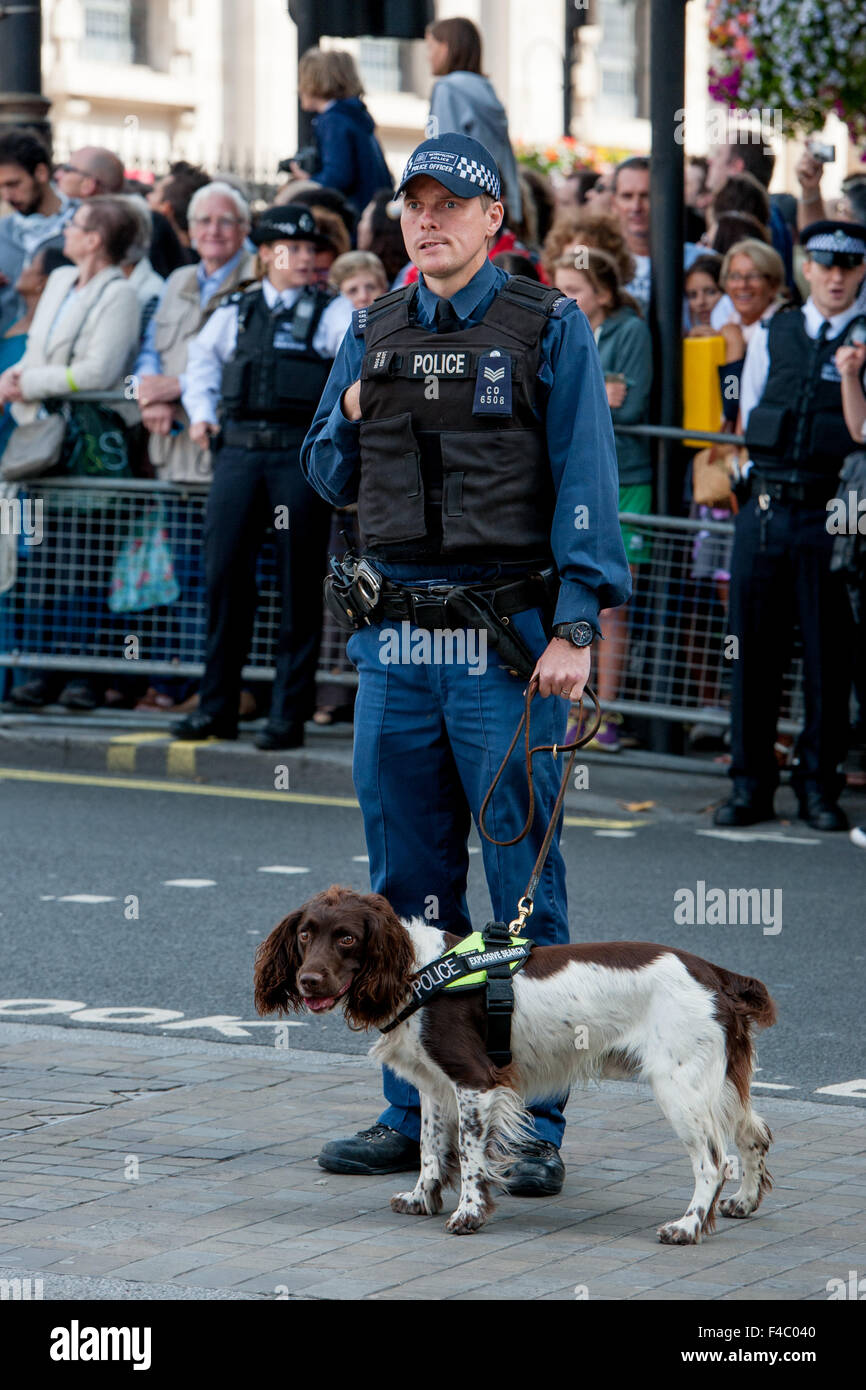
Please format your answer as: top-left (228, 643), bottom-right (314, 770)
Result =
top-left (304, 996), bottom-right (335, 1013)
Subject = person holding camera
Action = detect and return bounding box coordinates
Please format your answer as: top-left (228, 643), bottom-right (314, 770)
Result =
top-left (286, 49), bottom-right (393, 218)
top-left (173, 205), bottom-right (352, 749)
top-left (301, 134), bottom-right (630, 1191)
top-left (715, 220), bottom-right (866, 832)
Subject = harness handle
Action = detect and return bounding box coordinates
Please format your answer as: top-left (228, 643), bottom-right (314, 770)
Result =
top-left (478, 679), bottom-right (602, 931)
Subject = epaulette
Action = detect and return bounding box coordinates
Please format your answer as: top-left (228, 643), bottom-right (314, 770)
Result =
top-left (217, 281), bottom-right (260, 310)
top-left (352, 283), bottom-right (416, 336)
top-left (548, 293), bottom-right (576, 317)
top-left (499, 274), bottom-right (573, 318)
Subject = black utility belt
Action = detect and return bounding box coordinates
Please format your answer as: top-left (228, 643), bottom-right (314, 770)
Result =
top-left (221, 421), bottom-right (307, 450)
top-left (323, 557), bottom-right (556, 678)
top-left (377, 571), bottom-right (554, 630)
top-left (750, 475), bottom-right (833, 508)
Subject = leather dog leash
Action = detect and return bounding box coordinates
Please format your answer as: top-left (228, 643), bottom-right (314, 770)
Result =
top-left (479, 678), bottom-right (602, 933)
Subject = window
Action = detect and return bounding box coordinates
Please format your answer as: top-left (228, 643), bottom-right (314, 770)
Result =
top-left (358, 37), bottom-right (410, 93)
top-left (595, 0), bottom-right (637, 121)
top-left (82, 0), bottom-right (148, 65)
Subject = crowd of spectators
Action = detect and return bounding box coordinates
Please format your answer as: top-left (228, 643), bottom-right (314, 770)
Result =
top-left (0, 15), bottom-right (864, 773)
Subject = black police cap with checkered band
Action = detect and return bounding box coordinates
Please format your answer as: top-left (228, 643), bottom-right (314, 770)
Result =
top-left (396, 135), bottom-right (502, 201)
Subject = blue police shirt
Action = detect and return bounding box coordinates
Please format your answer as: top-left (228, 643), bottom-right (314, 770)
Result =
top-left (300, 257), bottom-right (631, 630)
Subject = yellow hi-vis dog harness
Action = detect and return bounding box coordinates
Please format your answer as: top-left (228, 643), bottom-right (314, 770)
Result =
top-left (379, 921), bottom-right (533, 1066)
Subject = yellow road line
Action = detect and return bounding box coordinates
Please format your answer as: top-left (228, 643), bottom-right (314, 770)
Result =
top-left (107, 731), bottom-right (170, 773)
top-left (108, 732), bottom-right (171, 743)
top-left (0, 767), bottom-right (646, 825)
top-left (0, 766), bottom-right (359, 807)
top-left (166, 740), bottom-right (205, 778)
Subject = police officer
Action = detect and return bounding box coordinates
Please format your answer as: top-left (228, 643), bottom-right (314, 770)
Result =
top-left (174, 205), bottom-right (352, 749)
top-left (301, 135), bottom-right (630, 1193)
top-left (715, 220), bottom-right (866, 831)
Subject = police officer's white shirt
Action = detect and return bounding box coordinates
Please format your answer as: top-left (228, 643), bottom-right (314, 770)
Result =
top-left (738, 297), bottom-right (864, 432)
top-left (181, 278), bottom-right (353, 426)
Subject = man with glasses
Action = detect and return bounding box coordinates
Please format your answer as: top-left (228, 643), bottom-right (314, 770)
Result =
top-left (134, 182), bottom-right (257, 483)
top-left (54, 147), bottom-right (125, 200)
top-left (715, 220), bottom-right (866, 832)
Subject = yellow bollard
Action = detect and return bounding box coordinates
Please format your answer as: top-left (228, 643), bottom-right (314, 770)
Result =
top-left (683, 335), bottom-right (726, 447)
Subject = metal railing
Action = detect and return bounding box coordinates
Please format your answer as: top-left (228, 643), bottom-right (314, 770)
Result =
top-left (0, 475), bottom-right (805, 732)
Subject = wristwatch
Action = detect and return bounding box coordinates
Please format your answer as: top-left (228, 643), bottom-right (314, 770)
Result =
top-left (552, 620), bottom-right (594, 648)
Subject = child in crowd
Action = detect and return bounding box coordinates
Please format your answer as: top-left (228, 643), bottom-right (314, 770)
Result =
top-left (685, 254), bottom-right (724, 329)
top-left (329, 251), bottom-right (388, 310)
top-left (290, 49), bottom-right (393, 216)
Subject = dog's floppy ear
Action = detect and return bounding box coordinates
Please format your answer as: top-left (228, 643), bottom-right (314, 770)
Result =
top-left (254, 909), bottom-right (304, 1015)
top-left (345, 892), bottom-right (415, 1028)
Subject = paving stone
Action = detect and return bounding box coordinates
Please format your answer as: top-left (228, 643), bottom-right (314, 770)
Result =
top-left (2, 1028), bottom-right (865, 1300)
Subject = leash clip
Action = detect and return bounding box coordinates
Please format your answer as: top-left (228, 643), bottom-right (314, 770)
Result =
top-left (508, 896), bottom-right (534, 934)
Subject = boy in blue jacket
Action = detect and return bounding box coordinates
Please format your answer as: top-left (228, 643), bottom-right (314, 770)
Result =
top-left (289, 49), bottom-right (393, 218)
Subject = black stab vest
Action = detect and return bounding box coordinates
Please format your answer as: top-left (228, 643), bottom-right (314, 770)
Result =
top-left (356, 276), bottom-right (564, 562)
top-left (744, 308), bottom-right (859, 482)
top-left (220, 285), bottom-right (333, 425)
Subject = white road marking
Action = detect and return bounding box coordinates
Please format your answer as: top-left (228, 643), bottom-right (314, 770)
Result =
top-left (58, 894), bottom-right (116, 904)
top-left (257, 865), bottom-right (310, 875)
top-left (161, 1015), bottom-right (306, 1037)
top-left (69, 1006), bottom-right (184, 1025)
top-left (593, 830), bottom-right (636, 838)
top-left (163, 879), bottom-right (216, 888)
top-left (352, 855), bottom-right (369, 862)
top-left (40, 895), bottom-right (56, 901)
top-left (815, 1079), bottom-right (866, 1098)
top-left (751, 1081), bottom-right (796, 1090)
top-left (697, 829), bottom-right (820, 845)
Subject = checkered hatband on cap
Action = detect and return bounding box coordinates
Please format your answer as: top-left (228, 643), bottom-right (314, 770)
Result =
top-left (805, 228), bottom-right (866, 257)
top-left (454, 156), bottom-right (501, 197)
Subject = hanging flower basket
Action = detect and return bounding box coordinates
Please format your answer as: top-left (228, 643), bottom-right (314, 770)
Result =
top-left (515, 137), bottom-right (636, 177)
top-left (708, 1), bottom-right (866, 147)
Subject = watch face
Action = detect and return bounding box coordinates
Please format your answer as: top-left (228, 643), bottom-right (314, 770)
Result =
top-left (572, 622), bottom-right (593, 647)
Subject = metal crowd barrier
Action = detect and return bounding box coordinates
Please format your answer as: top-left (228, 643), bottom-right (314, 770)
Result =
top-left (0, 476), bottom-right (805, 731)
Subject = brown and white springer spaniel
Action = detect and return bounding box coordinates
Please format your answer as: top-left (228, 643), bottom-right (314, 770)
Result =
top-left (255, 885), bottom-right (777, 1243)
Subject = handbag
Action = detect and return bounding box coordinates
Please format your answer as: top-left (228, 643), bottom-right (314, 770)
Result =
top-left (108, 504), bottom-right (180, 613)
top-left (62, 400), bottom-right (131, 481)
top-left (0, 409), bottom-right (67, 481)
top-left (0, 276), bottom-right (118, 484)
top-left (692, 444), bottom-right (744, 508)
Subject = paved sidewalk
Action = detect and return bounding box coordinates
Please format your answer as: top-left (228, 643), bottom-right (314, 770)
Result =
top-left (1, 1023), bottom-right (864, 1301)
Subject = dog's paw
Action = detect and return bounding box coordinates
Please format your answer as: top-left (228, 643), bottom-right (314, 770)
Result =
top-left (657, 1219), bottom-right (702, 1246)
top-left (446, 1204), bottom-right (486, 1235)
top-left (719, 1196), bottom-right (755, 1220)
top-left (390, 1190), bottom-right (440, 1216)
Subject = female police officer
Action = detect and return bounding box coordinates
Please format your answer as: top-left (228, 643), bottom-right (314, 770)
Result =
top-left (301, 136), bottom-right (631, 1193)
top-left (175, 205), bottom-right (352, 749)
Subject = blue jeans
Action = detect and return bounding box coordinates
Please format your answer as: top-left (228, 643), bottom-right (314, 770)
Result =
top-left (348, 600), bottom-right (570, 1146)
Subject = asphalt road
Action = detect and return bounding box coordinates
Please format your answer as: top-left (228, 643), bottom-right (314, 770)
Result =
top-left (1, 768), bottom-right (864, 1107)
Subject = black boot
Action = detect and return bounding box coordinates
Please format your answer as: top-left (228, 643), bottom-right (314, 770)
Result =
top-left (796, 785), bottom-right (848, 832)
top-left (503, 1139), bottom-right (565, 1197)
top-left (172, 711), bottom-right (238, 741)
top-left (318, 1124), bottom-right (420, 1176)
top-left (714, 783), bottom-right (776, 827)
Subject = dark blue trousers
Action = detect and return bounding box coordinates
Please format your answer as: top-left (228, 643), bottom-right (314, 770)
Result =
top-left (198, 444), bottom-right (331, 726)
top-left (347, 597), bottom-right (571, 1146)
